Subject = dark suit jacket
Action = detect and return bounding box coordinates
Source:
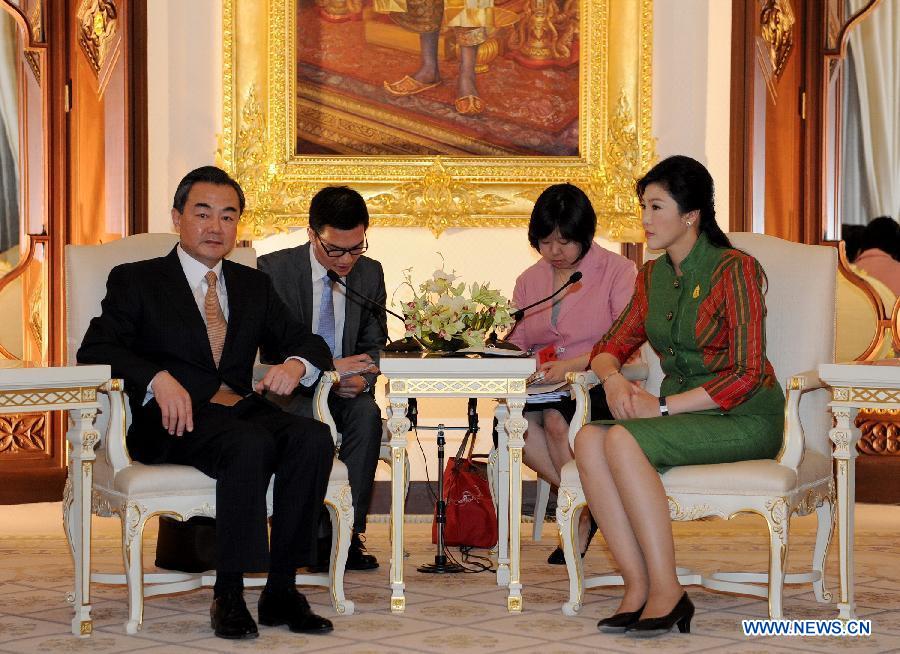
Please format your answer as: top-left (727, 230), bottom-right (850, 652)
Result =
top-left (257, 243), bottom-right (387, 390)
top-left (77, 247), bottom-right (334, 463)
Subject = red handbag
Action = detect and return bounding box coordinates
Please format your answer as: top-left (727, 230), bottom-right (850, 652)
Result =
top-left (432, 430), bottom-right (498, 549)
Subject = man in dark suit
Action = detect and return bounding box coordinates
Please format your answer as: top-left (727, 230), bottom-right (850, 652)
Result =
top-left (258, 186), bottom-right (386, 571)
top-left (77, 166), bottom-right (336, 640)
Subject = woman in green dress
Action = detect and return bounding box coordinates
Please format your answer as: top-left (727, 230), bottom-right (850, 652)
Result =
top-left (575, 156), bottom-right (785, 637)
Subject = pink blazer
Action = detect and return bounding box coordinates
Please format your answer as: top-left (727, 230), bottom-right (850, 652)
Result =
top-left (508, 243), bottom-right (637, 360)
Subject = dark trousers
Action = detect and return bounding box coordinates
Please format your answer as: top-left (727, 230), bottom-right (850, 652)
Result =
top-left (272, 391), bottom-right (382, 533)
top-left (149, 395), bottom-right (333, 574)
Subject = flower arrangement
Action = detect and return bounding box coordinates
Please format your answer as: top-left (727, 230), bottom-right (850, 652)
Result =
top-left (399, 264), bottom-right (515, 351)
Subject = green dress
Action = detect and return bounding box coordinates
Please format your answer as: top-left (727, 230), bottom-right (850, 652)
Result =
top-left (588, 234), bottom-right (785, 471)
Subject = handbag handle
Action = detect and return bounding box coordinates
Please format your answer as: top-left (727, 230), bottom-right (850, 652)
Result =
top-left (453, 398), bottom-right (479, 461)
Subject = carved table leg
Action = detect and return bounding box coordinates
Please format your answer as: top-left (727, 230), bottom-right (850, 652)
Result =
top-left (494, 402), bottom-right (510, 587)
top-left (504, 397), bottom-right (527, 612)
top-left (829, 404), bottom-right (860, 620)
top-left (387, 397), bottom-right (410, 613)
top-left (64, 407), bottom-right (99, 636)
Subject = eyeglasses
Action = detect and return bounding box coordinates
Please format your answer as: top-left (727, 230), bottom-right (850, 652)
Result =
top-left (314, 232), bottom-right (368, 258)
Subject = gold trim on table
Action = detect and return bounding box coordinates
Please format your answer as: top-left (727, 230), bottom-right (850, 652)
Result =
top-left (0, 386), bottom-right (100, 408)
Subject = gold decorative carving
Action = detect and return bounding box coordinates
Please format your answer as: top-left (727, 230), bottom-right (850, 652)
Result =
top-left (507, 596), bottom-right (522, 612)
top-left (221, 0), bottom-right (654, 238)
top-left (667, 497), bottom-right (714, 521)
top-left (832, 387), bottom-right (850, 401)
top-left (396, 377), bottom-right (525, 396)
top-left (0, 413), bottom-right (46, 453)
top-left (760, 0), bottom-right (795, 80)
top-left (28, 274), bottom-right (43, 356)
top-left (23, 51), bottom-right (40, 84)
top-left (849, 387), bottom-right (900, 404)
top-left (766, 496), bottom-right (789, 537)
top-left (27, 0), bottom-right (44, 42)
top-left (588, 92), bottom-right (653, 243)
top-left (557, 488), bottom-right (580, 517)
top-left (391, 597), bottom-right (405, 612)
top-left (368, 159), bottom-right (512, 237)
top-left (79, 621), bottom-right (92, 635)
top-left (0, 386), bottom-right (100, 409)
top-left (75, 0), bottom-right (121, 95)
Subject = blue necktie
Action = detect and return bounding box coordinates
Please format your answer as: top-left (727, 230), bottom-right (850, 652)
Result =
top-left (319, 273), bottom-right (336, 354)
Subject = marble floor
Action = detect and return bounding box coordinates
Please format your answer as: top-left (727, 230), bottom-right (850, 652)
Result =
top-left (0, 502), bottom-right (898, 653)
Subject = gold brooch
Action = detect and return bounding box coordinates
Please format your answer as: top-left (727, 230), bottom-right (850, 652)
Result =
top-left (692, 284), bottom-right (700, 299)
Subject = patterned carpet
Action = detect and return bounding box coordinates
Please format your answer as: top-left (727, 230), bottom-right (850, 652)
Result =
top-left (1, 502), bottom-right (899, 652)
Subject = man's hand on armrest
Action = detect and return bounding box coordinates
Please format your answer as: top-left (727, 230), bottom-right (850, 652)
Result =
top-left (256, 358), bottom-right (307, 396)
top-left (151, 371), bottom-right (193, 437)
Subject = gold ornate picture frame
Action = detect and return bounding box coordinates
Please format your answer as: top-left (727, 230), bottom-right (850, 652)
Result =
top-left (220, 0), bottom-right (653, 239)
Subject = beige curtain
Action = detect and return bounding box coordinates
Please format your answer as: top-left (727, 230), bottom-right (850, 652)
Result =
top-left (842, 0), bottom-right (900, 224)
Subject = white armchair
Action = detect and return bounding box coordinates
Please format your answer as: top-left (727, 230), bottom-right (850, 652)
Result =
top-left (64, 233), bottom-right (354, 635)
top-left (556, 233), bottom-right (837, 620)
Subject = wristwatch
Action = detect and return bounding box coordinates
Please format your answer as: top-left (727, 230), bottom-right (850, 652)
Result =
top-left (361, 377), bottom-right (371, 394)
top-left (659, 396), bottom-right (669, 416)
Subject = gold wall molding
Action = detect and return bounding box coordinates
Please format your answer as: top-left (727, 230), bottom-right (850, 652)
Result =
top-left (221, 0), bottom-right (654, 238)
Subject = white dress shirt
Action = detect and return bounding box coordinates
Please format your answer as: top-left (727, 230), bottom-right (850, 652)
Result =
top-left (145, 245), bottom-right (317, 403)
top-left (309, 244), bottom-right (347, 359)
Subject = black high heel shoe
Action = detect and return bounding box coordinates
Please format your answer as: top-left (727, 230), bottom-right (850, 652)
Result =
top-left (597, 603), bottom-right (645, 633)
top-left (626, 592), bottom-right (694, 638)
top-left (547, 517), bottom-right (598, 565)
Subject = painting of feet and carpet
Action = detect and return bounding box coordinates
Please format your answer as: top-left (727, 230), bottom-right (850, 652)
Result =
top-left (295, 0), bottom-right (581, 156)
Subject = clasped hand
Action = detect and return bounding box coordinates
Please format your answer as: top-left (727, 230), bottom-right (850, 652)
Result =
top-left (603, 374), bottom-right (662, 420)
top-left (255, 358), bottom-right (307, 396)
top-left (334, 353), bottom-right (378, 399)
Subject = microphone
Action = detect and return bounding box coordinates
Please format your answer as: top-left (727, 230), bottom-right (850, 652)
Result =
top-left (510, 270), bottom-right (582, 321)
top-left (326, 270), bottom-right (421, 352)
top-left (491, 271), bottom-right (583, 347)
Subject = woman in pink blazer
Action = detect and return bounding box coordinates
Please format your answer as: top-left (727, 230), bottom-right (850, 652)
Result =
top-left (508, 183), bottom-right (637, 563)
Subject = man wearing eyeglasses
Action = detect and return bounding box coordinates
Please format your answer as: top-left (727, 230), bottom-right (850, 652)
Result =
top-left (258, 186), bottom-right (387, 571)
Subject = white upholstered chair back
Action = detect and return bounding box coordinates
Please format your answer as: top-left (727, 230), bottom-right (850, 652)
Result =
top-left (65, 234), bottom-right (257, 477)
top-left (65, 233), bottom-right (256, 365)
top-left (640, 233), bottom-right (837, 458)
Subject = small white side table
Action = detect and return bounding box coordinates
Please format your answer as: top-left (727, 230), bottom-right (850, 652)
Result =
top-left (819, 362), bottom-right (900, 620)
top-left (380, 354), bottom-right (535, 613)
top-left (0, 362), bottom-right (111, 636)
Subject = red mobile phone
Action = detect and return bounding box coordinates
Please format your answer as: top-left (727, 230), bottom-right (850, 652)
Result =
top-left (536, 344), bottom-right (558, 366)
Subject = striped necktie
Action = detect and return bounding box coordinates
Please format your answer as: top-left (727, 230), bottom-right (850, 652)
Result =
top-left (204, 270), bottom-right (227, 367)
top-left (319, 273), bottom-right (336, 354)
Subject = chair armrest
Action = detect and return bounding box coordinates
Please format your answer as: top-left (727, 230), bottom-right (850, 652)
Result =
top-left (777, 370), bottom-right (827, 470)
top-left (621, 362), bottom-right (650, 382)
top-left (253, 363), bottom-right (271, 384)
top-left (98, 379), bottom-right (132, 473)
top-left (312, 371), bottom-right (340, 447)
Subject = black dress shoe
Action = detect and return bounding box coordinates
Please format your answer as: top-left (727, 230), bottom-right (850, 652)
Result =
top-left (258, 587), bottom-right (334, 634)
top-left (626, 592), bottom-right (694, 638)
top-left (597, 603), bottom-right (645, 633)
top-left (346, 532), bottom-right (379, 571)
top-left (210, 590), bottom-right (259, 639)
top-left (547, 517), bottom-right (598, 565)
